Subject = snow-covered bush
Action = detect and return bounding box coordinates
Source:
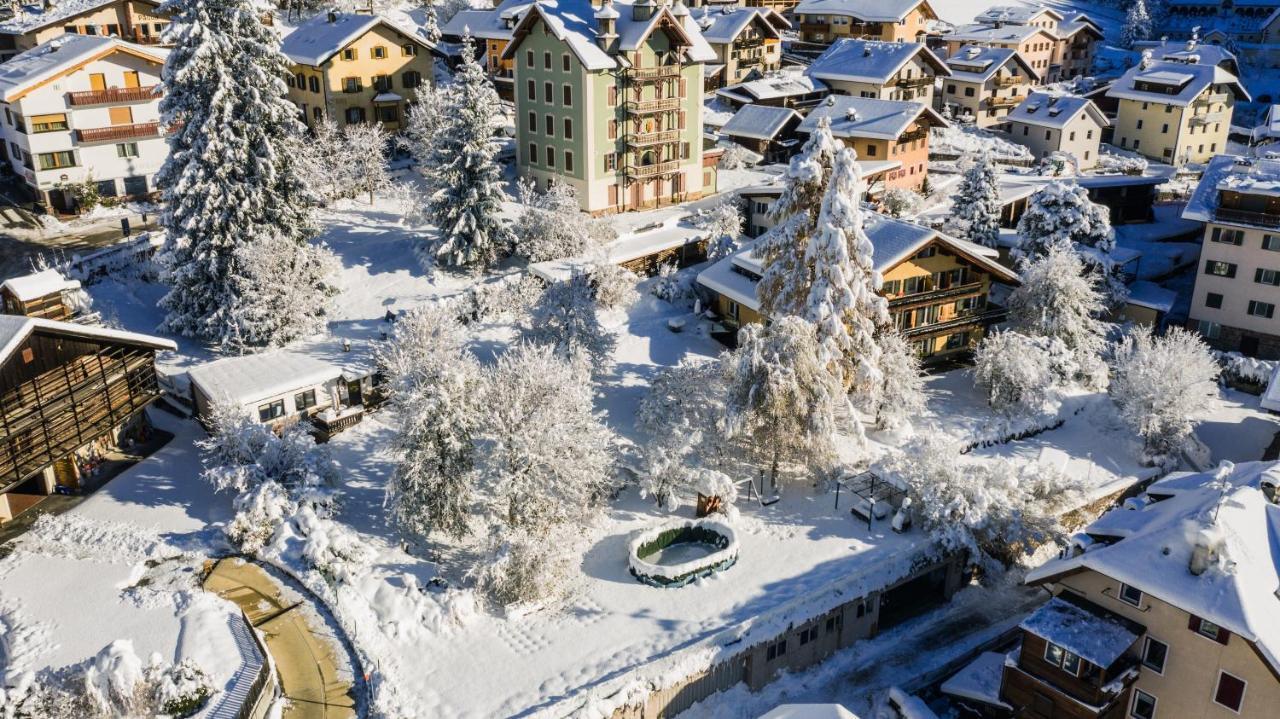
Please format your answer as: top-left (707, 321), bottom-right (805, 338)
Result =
top-left (690, 195), bottom-right (744, 261)
top-left (718, 143), bottom-right (752, 170)
top-left (870, 328), bottom-right (926, 430)
top-left (974, 330), bottom-right (1075, 414)
top-left (1009, 245), bottom-right (1109, 388)
top-left (586, 261), bottom-right (640, 311)
top-left (1214, 350), bottom-right (1277, 387)
top-left (1110, 326), bottom-right (1220, 466)
top-left (471, 529), bottom-right (578, 609)
top-left (879, 187), bottom-right (923, 218)
top-left (512, 178), bottom-right (615, 262)
top-left (649, 262), bottom-right (700, 307)
top-left (522, 271), bottom-right (617, 368)
top-left (456, 274), bottom-right (544, 324)
top-left (147, 658), bottom-right (213, 718)
top-left (226, 480), bottom-right (295, 553)
top-left (294, 506), bottom-right (376, 583)
top-left (1097, 150), bottom-right (1148, 176)
top-left (1039, 151), bottom-right (1079, 177)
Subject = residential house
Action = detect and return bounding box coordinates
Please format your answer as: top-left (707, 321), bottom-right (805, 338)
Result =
top-left (698, 215), bottom-right (1019, 360)
top-left (737, 158), bottom-right (910, 235)
top-left (1, 268), bottom-right (84, 321)
top-left (806, 39), bottom-right (948, 106)
top-left (439, 0), bottom-right (534, 100)
top-left (797, 95), bottom-right (945, 192)
top-left (281, 10), bottom-right (435, 131)
top-left (0, 0), bottom-right (169, 63)
top-left (1183, 155), bottom-right (1280, 358)
top-left (1134, 37), bottom-right (1241, 77)
top-left (1106, 59), bottom-right (1248, 166)
top-left (968, 5), bottom-right (1102, 81)
top-left (942, 23), bottom-right (1057, 84)
top-left (693, 6), bottom-right (787, 89)
top-left (1005, 462), bottom-right (1280, 719)
top-left (0, 35), bottom-right (168, 213)
top-left (938, 45), bottom-right (1036, 128)
top-left (1005, 92), bottom-right (1109, 169)
top-left (715, 67), bottom-right (828, 110)
top-left (0, 314), bottom-right (174, 522)
top-left (503, 0), bottom-right (719, 214)
top-left (790, 0), bottom-right (938, 48)
top-left (719, 104), bottom-right (800, 163)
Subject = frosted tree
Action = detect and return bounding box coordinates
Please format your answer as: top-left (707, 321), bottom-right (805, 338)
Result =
top-left (1009, 245), bottom-right (1108, 387)
top-left (511, 178), bottom-right (615, 262)
top-left (1110, 326), bottom-right (1219, 464)
top-left (723, 317), bottom-right (843, 491)
top-left (421, 0), bottom-right (442, 45)
top-left (402, 84), bottom-right (447, 163)
top-left (1015, 181), bottom-right (1126, 306)
top-left (870, 328), bottom-right (926, 430)
top-left (879, 187), bottom-right (922, 218)
top-left (1123, 0), bottom-right (1153, 49)
top-left (344, 121), bottom-right (391, 204)
top-left (228, 232), bottom-right (340, 349)
top-left (690, 195), bottom-right (744, 261)
top-left (951, 152), bottom-right (1002, 248)
top-left (522, 272), bottom-right (617, 369)
top-left (295, 119), bottom-right (354, 204)
top-left (757, 116), bottom-right (841, 317)
top-left (803, 147), bottom-right (889, 395)
top-left (424, 35), bottom-right (513, 269)
top-left (156, 0), bottom-right (336, 352)
top-left (973, 330), bottom-right (1076, 414)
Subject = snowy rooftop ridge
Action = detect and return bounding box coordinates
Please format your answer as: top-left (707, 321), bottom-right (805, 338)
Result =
top-left (1106, 60), bottom-right (1249, 107)
top-left (695, 6), bottom-right (788, 44)
top-left (1183, 154), bottom-right (1280, 224)
top-left (281, 11), bottom-right (433, 67)
top-left (720, 104), bottom-right (799, 141)
top-left (0, 0), bottom-right (141, 35)
top-left (946, 22), bottom-right (1048, 45)
top-left (717, 68), bottom-right (827, 103)
top-left (0, 34), bottom-right (166, 102)
top-left (0, 314), bottom-right (175, 367)
top-left (1019, 595), bottom-right (1142, 668)
top-left (943, 44), bottom-right (1033, 83)
top-left (789, 0), bottom-right (927, 22)
top-left (806, 38), bottom-right (948, 85)
top-left (1005, 91), bottom-right (1108, 130)
top-left (797, 94), bottom-right (946, 141)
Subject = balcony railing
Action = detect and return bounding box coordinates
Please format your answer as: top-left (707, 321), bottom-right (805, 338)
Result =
top-left (1189, 112), bottom-right (1224, 126)
top-left (626, 97), bottom-right (682, 114)
top-left (625, 160), bottom-right (682, 179)
top-left (988, 94), bottom-right (1024, 109)
top-left (897, 128), bottom-right (929, 144)
top-left (1214, 206), bottom-right (1280, 229)
top-left (994, 74), bottom-right (1025, 87)
top-left (626, 129), bottom-right (681, 147)
top-left (897, 75), bottom-right (934, 88)
top-left (629, 65), bottom-right (682, 81)
top-left (76, 122), bottom-right (162, 143)
top-left (887, 281), bottom-right (984, 309)
top-left (901, 307), bottom-right (1007, 339)
top-left (67, 85), bottom-right (160, 106)
top-left (1195, 92), bottom-right (1230, 105)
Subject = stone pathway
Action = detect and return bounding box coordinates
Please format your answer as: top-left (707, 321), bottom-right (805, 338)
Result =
top-left (204, 558), bottom-right (358, 719)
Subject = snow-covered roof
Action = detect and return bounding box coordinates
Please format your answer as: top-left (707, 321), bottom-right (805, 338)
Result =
top-left (0, 34), bottom-right (166, 103)
top-left (1019, 596), bottom-right (1142, 668)
top-left (806, 39), bottom-right (948, 85)
top-left (943, 45), bottom-right (1034, 84)
top-left (0, 314), bottom-right (175, 367)
top-left (1006, 91), bottom-right (1108, 130)
top-left (791, 0), bottom-right (928, 22)
top-left (441, 7), bottom-right (524, 40)
top-left (719, 68), bottom-right (828, 102)
top-left (0, 268), bottom-right (80, 302)
top-left (940, 652), bottom-right (1011, 709)
top-left (1183, 155), bottom-right (1280, 224)
top-left (694, 6), bottom-right (788, 44)
top-left (1135, 39), bottom-right (1239, 72)
top-left (972, 5), bottom-right (1063, 26)
top-left (186, 351), bottom-right (344, 408)
top-left (1026, 461), bottom-right (1280, 676)
top-left (945, 22), bottom-right (1049, 46)
top-left (281, 11), bottom-right (432, 67)
top-left (1124, 281), bottom-right (1176, 313)
top-left (759, 705), bottom-right (861, 719)
top-left (797, 95), bottom-right (946, 141)
top-left (720, 104), bottom-right (799, 141)
top-left (1106, 60), bottom-right (1249, 107)
top-left (0, 0), bottom-right (156, 35)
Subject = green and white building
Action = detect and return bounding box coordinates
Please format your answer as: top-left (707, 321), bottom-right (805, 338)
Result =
top-left (503, 0), bottom-right (719, 214)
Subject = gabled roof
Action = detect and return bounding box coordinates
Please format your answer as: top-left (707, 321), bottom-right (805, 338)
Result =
top-left (1135, 39), bottom-right (1239, 73)
top-left (187, 351), bottom-right (343, 407)
top-left (0, 0), bottom-right (160, 36)
top-left (943, 44), bottom-right (1035, 83)
top-left (1183, 155), bottom-right (1280, 224)
top-left (281, 11), bottom-right (433, 67)
top-left (973, 5), bottom-right (1063, 26)
top-left (945, 22), bottom-right (1053, 46)
top-left (0, 314), bottom-right (175, 368)
top-left (717, 68), bottom-right (828, 102)
top-left (1053, 17), bottom-right (1103, 41)
top-left (790, 0), bottom-right (932, 23)
top-left (797, 94), bottom-right (946, 141)
top-left (694, 6), bottom-right (788, 44)
top-left (807, 39), bottom-right (949, 85)
top-left (0, 35), bottom-right (167, 103)
top-left (1006, 91), bottom-right (1108, 130)
top-left (0, 268), bottom-right (80, 302)
top-left (720, 104), bottom-right (799, 140)
top-left (1106, 59), bottom-right (1249, 107)
top-left (1027, 461), bottom-right (1280, 678)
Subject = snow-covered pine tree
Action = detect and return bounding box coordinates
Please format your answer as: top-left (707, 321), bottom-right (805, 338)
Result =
top-left (804, 146), bottom-right (889, 394)
top-left (344, 121), bottom-right (391, 204)
top-left (1014, 180), bottom-right (1126, 306)
top-left (871, 328), bottom-right (926, 430)
top-left (1123, 0), bottom-right (1153, 49)
top-left (690, 195), bottom-right (744, 261)
top-left (757, 115), bottom-right (841, 317)
top-left (424, 34), bottom-right (513, 269)
top-left (521, 271), bottom-right (617, 369)
top-left (512, 178), bottom-right (613, 262)
top-left (156, 0), bottom-right (336, 352)
top-left (951, 152), bottom-right (1002, 248)
top-left (421, 0), bottom-right (442, 46)
top-left (1008, 244), bottom-right (1109, 388)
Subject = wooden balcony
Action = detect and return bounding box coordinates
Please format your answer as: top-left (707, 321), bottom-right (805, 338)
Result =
top-left (887, 281), bottom-right (984, 311)
top-left (901, 307), bottom-right (1007, 339)
top-left (1195, 91), bottom-right (1230, 105)
top-left (626, 97), bottom-right (682, 114)
top-left (1215, 206), bottom-right (1280, 229)
top-left (897, 127), bottom-right (929, 144)
top-left (625, 160), bottom-right (682, 179)
top-left (311, 407), bottom-right (364, 442)
top-left (1189, 111), bottom-right (1224, 126)
top-left (76, 122), bottom-right (162, 143)
top-left (626, 129), bottom-right (681, 147)
top-left (897, 75), bottom-right (934, 89)
top-left (994, 74), bottom-right (1025, 87)
top-left (987, 94), bottom-right (1024, 109)
top-left (629, 65), bottom-right (683, 81)
top-left (67, 85), bottom-right (159, 106)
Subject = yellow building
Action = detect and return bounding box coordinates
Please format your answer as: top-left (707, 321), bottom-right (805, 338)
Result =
top-left (939, 45), bottom-right (1036, 128)
top-left (1106, 59), bottom-right (1248, 166)
top-left (696, 214), bottom-right (1019, 360)
top-left (807, 39), bottom-right (949, 106)
top-left (791, 0), bottom-right (937, 47)
top-left (440, 1), bottom-right (529, 100)
top-left (696, 6), bottom-right (788, 89)
top-left (281, 11), bottom-right (435, 131)
top-left (0, 0), bottom-right (169, 62)
top-left (943, 23), bottom-right (1058, 83)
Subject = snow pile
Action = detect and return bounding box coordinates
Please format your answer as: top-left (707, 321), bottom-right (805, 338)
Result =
top-left (940, 651), bottom-right (1012, 708)
top-left (1214, 351), bottom-right (1276, 387)
top-left (627, 518), bottom-right (740, 587)
top-left (13, 513), bottom-right (181, 565)
top-left (931, 125), bottom-right (1033, 161)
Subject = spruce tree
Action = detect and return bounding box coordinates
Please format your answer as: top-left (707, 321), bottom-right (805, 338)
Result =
top-left (952, 153), bottom-right (1002, 248)
top-left (156, 0), bottom-right (335, 352)
top-left (1123, 0), bottom-right (1153, 49)
top-left (425, 34), bottom-right (513, 269)
top-left (1015, 181), bottom-right (1126, 306)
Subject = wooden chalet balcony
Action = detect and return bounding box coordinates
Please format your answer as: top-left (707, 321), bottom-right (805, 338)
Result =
top-left (994, 74), bottom-right (1025, 87)
top-left (626, 129), bottom-right (681, 147)
top-left (1189, 111), bottom-right (1224, 126)
top-left (626, 97), bottom-right (682, 114)
top-left (988, 94), bottom-right (1025, 109)
top-left (897, 75), bottom-right (934, 88)
top-left (901, 307), bottom-right (1007, 339)
top-left (625, 160), bottom-right (682, 179)
top-left (1215, 206), bottom-right (1280, 229)
top-left (898, 127), bottom-right (929, 144)
top-left (888, 281), bottom-right (984, 311)
top-left (67, 85), bottom-right (159, 106)
top-left (629, 65), bottom-right (682, 81)
top-left (76, 122), bottom-right (162, 143)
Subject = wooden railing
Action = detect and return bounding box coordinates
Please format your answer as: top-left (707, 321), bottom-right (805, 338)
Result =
top-left (626, 97), bottom-right (682, 114)
top-left (988, 94), bottom-right (1024, 108)
top-left (76, 122), bottom-right (162, 143)
top-left (626, 129), bottom-right (681, 147)
top-left (887, 281), bottom-right (985, 310)
top-left (630, 65), bottom-right (683, 81)
top-left (994, 74), bottom-right (1025, 87)
top-left (626, 160), bottom-right (682, 178)
top-left (901, 307), bottom-right (1007, 339)
top-left (1215, 206), bottom-right (1280, 229)
top-left (67, 85), bottom-right (159, 106)
top-left (897, 75), bottom-right (934, 88)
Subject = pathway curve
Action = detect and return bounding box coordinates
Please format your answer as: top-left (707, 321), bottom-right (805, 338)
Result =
top-left (204, 558), bottom-right (358, 719)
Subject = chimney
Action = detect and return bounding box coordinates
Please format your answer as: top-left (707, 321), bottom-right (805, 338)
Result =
top-left (327, 10), bottom-right (338, 23)
top-left (633, 0), bottom-right (655, 22)
top-left (1189, 529), bottom-right (1217, 576)
top-left (595, 0), bottom-right (619, 49)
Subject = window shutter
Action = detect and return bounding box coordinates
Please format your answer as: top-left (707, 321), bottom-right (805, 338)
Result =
top-left (679, 78), bottom-right (686, 97)
top-left (1216, 624), bottom-right (1230, 645)
top-left (678, 111), bottom-right (686, 130)
top-left (1189, 615), bottom-right (1202, 633)
top-left (608, 86), bottom-right (617, 105)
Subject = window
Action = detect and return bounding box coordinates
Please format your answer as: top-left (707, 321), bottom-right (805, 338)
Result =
top-left (525, 50), bottom-right (534, 68)
top-left (1256, 268), bottom-right (1280, 286)
top-left (343, 77), bottom-right (362, 93)
top-left (765, 639), bottom-right (787, 661)
top-left (562, 53), bottom-right (571, 72)
top-left (528, 143), bottom-right (538, 164)
top-left (372, 46), bottom-right (387, 59)
top-left (1205, 260), bottom-right (1237, 278)
top-left (95, 179), bottom-right (117, 197)
top-left (543, 51), bottom-right (551, 69)
top-left (377, 105), bottom-right (398, 123)
top-left (373, 75), bottom-right (392, 92)
top-left (1141, 637), bottom-right (1168, 674)
top-left (294, 389), bottom-right (318, 412)
top-left (30, 113), bottom-right (67, 133)
top-left (309, 76), bottom-right (320, 93)
top-left (798, 626), bottom-right (817, 645)
top-left (542, 114), bottom-right (552, 136)
top-left (528, 112), bottom-right (537, 132)
top-left (345, 107), bottom-right (366, 124)
top-left (866, 145), bottom-right (876, 157)
top-left (1198, 319), bottom-right (1222, 339)
top-left (565, 150), bottom-right (573, 172)
top-left (546, 149), bottom-right (555, 168)
top-left (607, 119), bottom-right (616, 139)
top-left (258, 399), bottom-right (285, 422)
top-left (1119, 583), bottom-right (1143, 607)
top-left (527, 79), bottom-right (535, 100)
top-left (1214, 672), bottom-right (1246, 712)
top-left (108, 106), bottom-right (133, 125)
top-left (402, 43), bottom-right (417, 56)
top-left (402, 71), bottom-right (422, 89)
top-left (1248, 300), bottom-right (1275, 319)
top-left (1212, 227), bottom-right (1244, 245)
top-left (605, 152), bottom-right (616, 171)
top-left (1161, 123), bottom-right (1169, 134)
top-left (562, 84), bottom-right (572, 106)
top-left (116, 142), bottom-right (139, 158)
top-left (915, 246), bottom-right (937, 259)
top-left (563, 117), bottom-right (572, 139)
top-left (312, 107), bottom-right (322, 121)
top-left (1263, 235), bottom-right (1280, 252)
top-left (1206, 292), bottom-right (1224, 309)
top-left (1044, 642), bottom-right (1083, 676)
top-left (36, 151), bottom-right (75, 170)
top-left (1130, 689), bottom-right (1157, 719)
top-left (964, 86), bottom-right (975, 97)
top-left (342, 48), bottom-right (357, 61)
top-left (544, 81), bottom-right (553, 102)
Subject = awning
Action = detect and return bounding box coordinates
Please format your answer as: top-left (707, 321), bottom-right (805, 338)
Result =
top-left (373, 92), bottom-right (402, 104)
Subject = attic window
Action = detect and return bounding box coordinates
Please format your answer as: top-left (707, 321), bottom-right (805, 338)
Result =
top-left (1048, 108), bottom-right (1063, 117)
top-left (342, 48), bottom-right (357, 61)
top-left (1118, 583), bottom-right (1143, 607)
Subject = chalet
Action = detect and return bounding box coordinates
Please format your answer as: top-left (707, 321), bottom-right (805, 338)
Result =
top-left (1134, 37), bottom-right (1241, 77)
top-left (0, 0), bottom-right (170, 63)
top-left (439, 0), bottom-right (532, 100)
top-left (0, 314), bottom-right (174, 522)
top-left (943, 24), bottom-right (1057, 84)
top-left (939, 45), bottom-right (1037, 128)
top-left (797, 95), bottom-right (946, 192)
top-left (1005, 462), bottom-right (1280, 718)
top-left (715, 68), bottom-right (828, 110)
top-left (1005, 92), bottom-right (1109, 170)
top-left (968, 6), bottom-right (1102, 81)
top-left (737, 159), bottom-right (904, 234)
top-left (790, 0), bottom-right (938, 47)
top-left (719, 104), bottom-right (800, 163)
top-left (1, 268), bottom-right (85, 321)
top-left (694, 6), bottom-right (788, 89)
top-left (697, 214), bottom-right (1019, 360)
top-left (805, 39), bottom-right (948, 106)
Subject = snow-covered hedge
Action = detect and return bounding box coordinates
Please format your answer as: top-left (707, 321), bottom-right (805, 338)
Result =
top-left (1213, 350), bottom-right (1276, 389)
top-left (627, 519), bottom-right (738, 588)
